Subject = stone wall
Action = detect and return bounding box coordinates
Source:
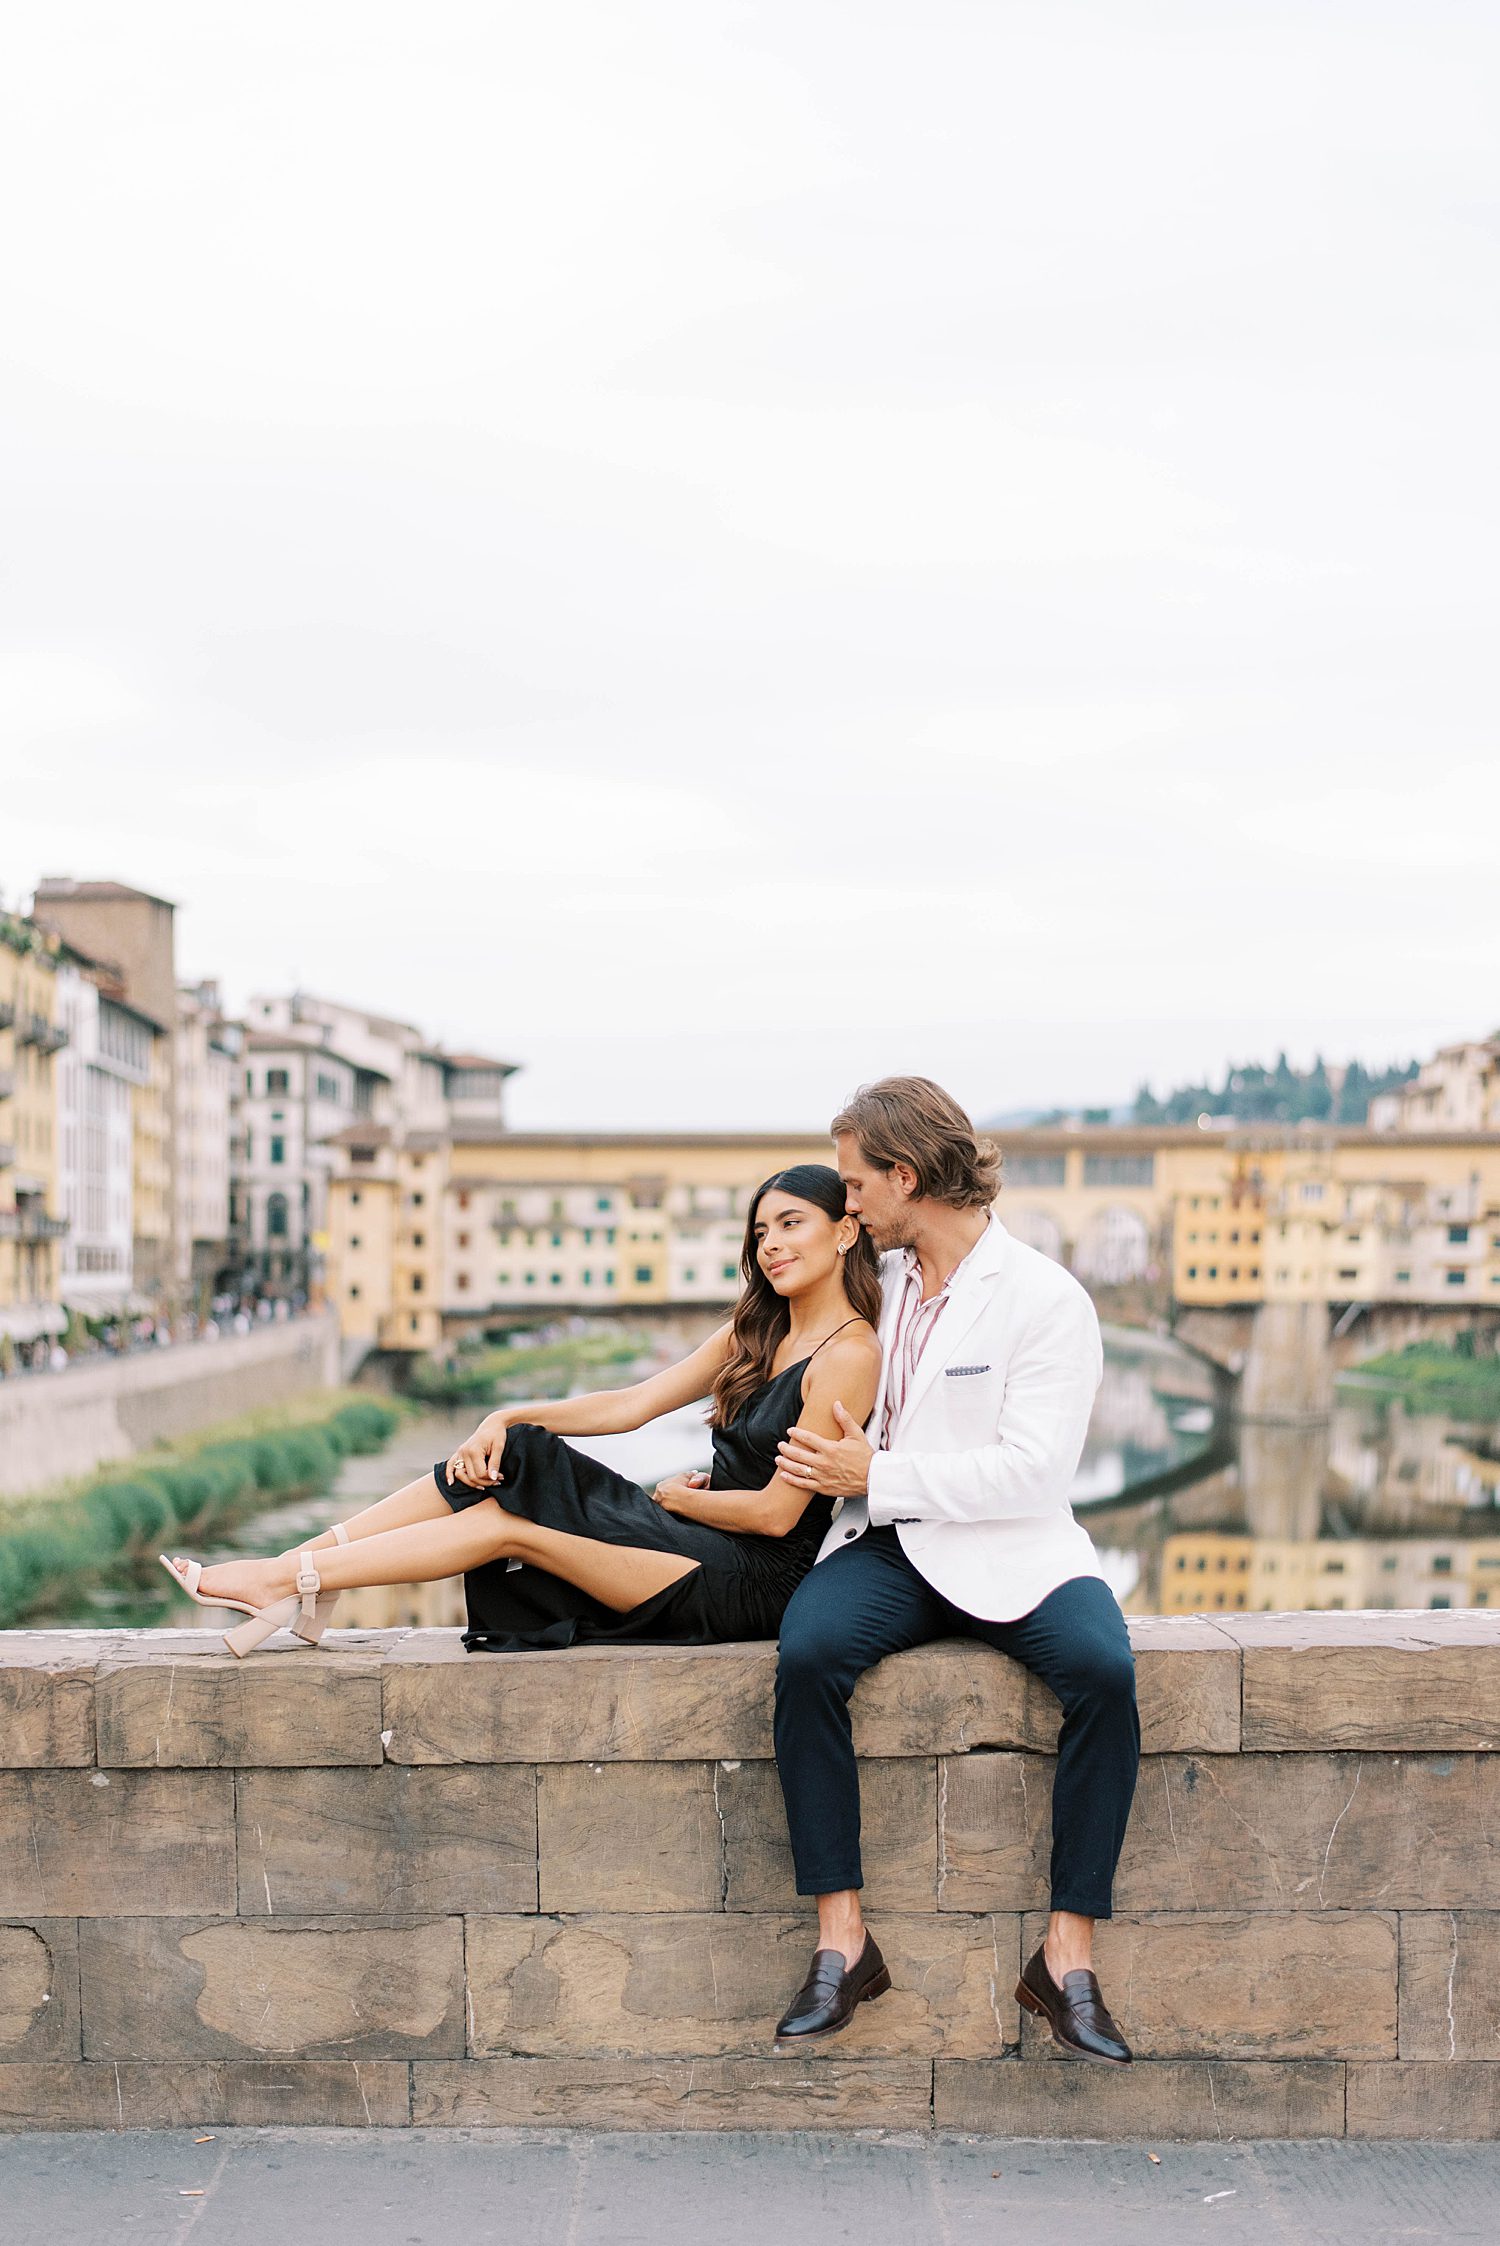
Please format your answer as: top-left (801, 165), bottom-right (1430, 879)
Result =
top-left (0, 1612), bottom-right (1498, 2138)
top-left (0, 1314), bottom-right (342, 1497)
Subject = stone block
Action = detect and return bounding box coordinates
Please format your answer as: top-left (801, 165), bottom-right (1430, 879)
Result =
top-left (935, 2057), bottom-right (1346, 2139)
top-left (0, 1770), bottom-right (234, 1916)
top-left (383, 1636), bottom-right (778, 1764)
top-left (1347, 2062), bottom-right (1500, 2140)
top-left (114, 2059), bottom-right (411, 2127)
top-left (412, 2055), bottom-right (935, 2130)
top-left (940, 1751), bottom-right (1500, 1914)
top-left (0, 1638), bottom-right (97, 1767)
top-left (851, 1640), bottom-right (1031, 1755)
top-left (465, 1911), bottom-right (1018, 2061)
top-left (1125, 1617), bottom-right (1241, 1753)
top-left (1225, 1613), bottom-right (1500, 1751)
top-left (720, 1757), bottom-right (937, 1913)
top-left (0, 1920), bottom-right (80, 2060)
top-left (383, 1635), bottom-right (1038, 1764)
top-left (79, 1915), bottom-right (465, 2059)
top-left (537, 1763), bottom-right (722, 1912)
top-left (95, 1650), bottom-right (385, 1767)
top-left (1398, 1913), bottom-right (1500, 2060)
top-left (1019, 1910), bottom-right (1396, 2060)
top-left (237, 1765), bottom-right (537, 1916)
top-left (0, 2062), bottom-right (136, 2129)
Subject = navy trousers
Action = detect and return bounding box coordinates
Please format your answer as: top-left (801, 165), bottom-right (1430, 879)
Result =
top-left (774, 1527), bottom-right (1140, 1916)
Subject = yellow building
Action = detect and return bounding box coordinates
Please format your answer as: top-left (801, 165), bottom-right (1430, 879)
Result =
top-left (0, 910), bottom-right (68, 1348)
top-left (1161, 1528), bottom-right (1500, 1614)
top-left (130, 1020), bottom-right (174, 1307)
top-left (321, 1115), bottom-right (1500, 1352)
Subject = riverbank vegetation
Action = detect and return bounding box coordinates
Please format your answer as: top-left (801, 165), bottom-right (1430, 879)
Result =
top-left (0, 1391), bottom-right (403, 1628)
top-left (1343, 1339), bottom-right (1500, 1421)
top-left (407, 1328), bottom-right (648, 1407)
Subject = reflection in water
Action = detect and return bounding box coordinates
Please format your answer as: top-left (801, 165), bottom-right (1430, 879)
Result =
top-left (44, 1329), bottom-right (1500, 1630)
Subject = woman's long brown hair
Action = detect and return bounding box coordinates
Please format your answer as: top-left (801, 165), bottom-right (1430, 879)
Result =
top-left (710, 1165), bottom-right (883, 1428)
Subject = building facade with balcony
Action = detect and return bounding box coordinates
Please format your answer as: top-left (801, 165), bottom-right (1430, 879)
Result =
top-left (0, 909), bottom-right (69, 1350)
top-left (52, 949), bottom-right (151, 1320)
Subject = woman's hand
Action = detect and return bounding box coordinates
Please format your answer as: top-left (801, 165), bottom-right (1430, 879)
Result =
top-left (652, 1470), bottom-right (710, 1515)
top-left (446, 1412), bottom-right (510, 1489)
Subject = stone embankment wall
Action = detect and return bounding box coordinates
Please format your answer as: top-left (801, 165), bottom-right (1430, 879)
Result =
top-left (0, 1315), bottom-right (342, 1497)
top-left (0, 1612), bottom-right (1498, 2138)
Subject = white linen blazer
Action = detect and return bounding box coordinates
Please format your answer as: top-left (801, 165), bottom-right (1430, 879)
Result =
top-left (814, 1214), bottom-right (1107, 1622)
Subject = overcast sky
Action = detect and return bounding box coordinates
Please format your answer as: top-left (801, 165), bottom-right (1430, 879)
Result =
top-left (3, 1), bottom-right (1495, 1130)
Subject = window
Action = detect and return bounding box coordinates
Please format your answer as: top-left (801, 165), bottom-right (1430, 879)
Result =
top-left (550, 1230), bottom-right (563, 1248)
top-left (457, 1232), bottom-right (469, 1249)
top-left (636, 1266), bottom-right (653, 1284)
top-left (1082, 1154), bottom-right (1154, 1187)
top-left (1229, 1267), bottom-right (1239, 1281)
top-left (1006, 1154), bottom-right (1066, 1186)
top-left (1186, 1265), bottom-right (1198, 1280)
top-left (606, 1269), bottom-right (615, 1285)
top-left (315, 1072), bottom-right (339, 1102)
top-left (350, 1235), bottom-right (361, 1250)
top-left (582, 1270), bottom-right (592, 1286)
top-left (351, 1190), bottom-right (361, 1206)
top-left (456, 1274), bottom-right (469, 1291)
top-left (583, 1228), bottom-right (592, 1246)
top-left (683, 1268), bottom-right (696, 1284)
top-left (596, 1195), bottom-right (611, 1211)
top-left (270, 1137), bottom-right (285, 1165)
top-left (1430, 1595), bottom-right (1451, 1609)
top-left (412, 1192), bottom-right (425, 1208)
top-left (1432, 1555), bottom-right (1453, 1574)
top-left (412, 1232), bottom-right (424, 1248)
top-left (266, 1193), bottom-right (288, 1238)
top-left (1446, 1271), bottom-right (1467, 1287)
top-left (411, 1274), bottom-right (423, 1293)
top-left (348, 1284), bottom-right (360, 1299)
top-left (1207, 1266), bottom-right (1218, 1280)
top-left (525, 1273), bottom-right (536, 1286)
top-left (1382, 1556), bottom-right (1397, 1572)
top-left (550, 1198), bottom-right (564, 1220)
top-left (1449, 1224), bottom-right (1470, 1244)
top-left (1337, 1268), bottom-right (1359, 1282)
top-left (457, 1191), bottom-right (470, 1211)
top-left (267, 1068), bottom-right (289, 1094)
top-left (410, 1315), bottom-right (419, 1332)
top-left (1395, 1269), bottom-right (1410, 1284)
top-left (550, 1272), bottom-right (563, 1286)
top-left (607, 1228), bottom-right (616, 1245)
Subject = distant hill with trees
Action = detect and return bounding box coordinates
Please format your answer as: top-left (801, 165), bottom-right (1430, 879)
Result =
top-left (1131, 1053), bottom-right (1419, 1127)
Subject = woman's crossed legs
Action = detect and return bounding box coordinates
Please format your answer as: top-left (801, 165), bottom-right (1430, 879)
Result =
top-left (170, 1471), bottom-right (699, 1618)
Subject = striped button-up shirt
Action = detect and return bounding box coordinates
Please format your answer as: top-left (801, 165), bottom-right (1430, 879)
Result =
top-left (879, 1232), bottom-right (987, 1450)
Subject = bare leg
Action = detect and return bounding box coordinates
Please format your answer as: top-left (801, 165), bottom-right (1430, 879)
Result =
top-left (1044, 1909), bottom-right (1094, 1976)
top-left (281, 1472), bottom-right (451, 1555)
top-left (192, 1501), bottom-right (699, 1618)
top-left (815, 1889), bottom-right (866, 1968)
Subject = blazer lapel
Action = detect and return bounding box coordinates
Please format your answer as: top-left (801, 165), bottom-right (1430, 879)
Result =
top-left (889, 1218), bottom-right (1012, 1430)
top-left (868, 1256), bottom-right (906, 1432)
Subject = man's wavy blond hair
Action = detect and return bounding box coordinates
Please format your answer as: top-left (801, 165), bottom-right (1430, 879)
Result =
top-left (831, 1076), bottom-right (1001, 1212)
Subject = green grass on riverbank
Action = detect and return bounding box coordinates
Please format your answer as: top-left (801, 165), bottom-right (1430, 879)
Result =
top-left (407, 1330), bottom-right (648, 1407)
top-left (0, 1390), bottom-right (405, 1628)
top-left (1341, 1341), bottom-right (1500, 1421)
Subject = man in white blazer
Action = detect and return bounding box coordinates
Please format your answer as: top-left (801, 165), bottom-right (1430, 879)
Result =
top-left (771, 1076), bottom-right (1139, 2065)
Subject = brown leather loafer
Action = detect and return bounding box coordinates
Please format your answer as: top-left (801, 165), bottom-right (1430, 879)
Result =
top-left (1016, 1944), bottom-right (1133, 2065)
top-left (774, 1934), bottom-right (891, 2043)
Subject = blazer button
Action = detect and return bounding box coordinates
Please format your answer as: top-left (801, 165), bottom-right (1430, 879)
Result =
top-left (843, 1528), bottom-right (858, 1540)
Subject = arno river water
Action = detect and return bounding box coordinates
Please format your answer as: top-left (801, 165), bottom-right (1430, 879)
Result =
top-left (53, 1325), bottom-right (1500, 1629)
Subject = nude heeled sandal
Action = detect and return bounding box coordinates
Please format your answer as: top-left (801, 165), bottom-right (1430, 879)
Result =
top-left (289, 1522), bottom-right (350, 1644)
top-left (220, 1546), bottom-right (323, 1660)
top-left (159, 1554), bottom-right (304, 1659)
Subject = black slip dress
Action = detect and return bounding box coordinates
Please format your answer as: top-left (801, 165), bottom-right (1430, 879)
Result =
top-left (433, 1332), bottom-right (854, 1652)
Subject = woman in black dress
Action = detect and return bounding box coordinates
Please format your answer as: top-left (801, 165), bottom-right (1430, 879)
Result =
top-left (162, 1165), bottom-right (883, 1656)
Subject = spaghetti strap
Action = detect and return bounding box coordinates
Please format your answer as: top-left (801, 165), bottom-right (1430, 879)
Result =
top-left (801, 1315), bottom-right (863, 1372)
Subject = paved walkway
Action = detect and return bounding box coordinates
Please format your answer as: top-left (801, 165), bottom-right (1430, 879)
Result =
top-left (3, 2130), bottom-right (1497, 2245)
